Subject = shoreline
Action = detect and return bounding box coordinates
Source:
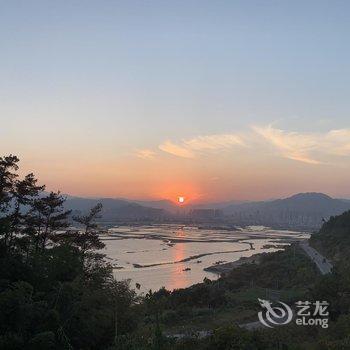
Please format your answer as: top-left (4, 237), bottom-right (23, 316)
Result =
top-left (203, 253), bottom-right (267, 274)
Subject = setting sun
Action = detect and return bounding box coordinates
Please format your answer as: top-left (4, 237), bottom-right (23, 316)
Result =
top-left (178, 196), bottom-right (185, 204)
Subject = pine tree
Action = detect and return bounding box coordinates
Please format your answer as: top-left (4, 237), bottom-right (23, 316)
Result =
top-left (26, 192), bottom-right (71, 252)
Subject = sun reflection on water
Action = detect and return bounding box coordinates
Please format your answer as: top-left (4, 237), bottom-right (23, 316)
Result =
top-left (170, 229), bottom-right (190, 289)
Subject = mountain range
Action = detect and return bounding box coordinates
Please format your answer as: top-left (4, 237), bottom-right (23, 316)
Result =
top-left (63, 192), bottom-right (350, 229)
top-left (223, 193), bottom-right (350, 229)
top-left (64, 197), bottom-right (166, 221)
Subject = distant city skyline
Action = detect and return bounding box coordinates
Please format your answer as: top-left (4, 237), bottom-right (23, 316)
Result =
top-left (1, 1), bottom-right (350, 202)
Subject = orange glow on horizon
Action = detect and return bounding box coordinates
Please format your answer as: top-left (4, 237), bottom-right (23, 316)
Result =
top-left (178, 196), bottom-right (185, 204)
top-left (155, 183), bottom-right (202, 205)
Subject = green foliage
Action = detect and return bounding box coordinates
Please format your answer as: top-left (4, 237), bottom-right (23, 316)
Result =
top-left (0, 155), bottom-right (138, 349)
top-left (311, 210), bottom-right (350, 261)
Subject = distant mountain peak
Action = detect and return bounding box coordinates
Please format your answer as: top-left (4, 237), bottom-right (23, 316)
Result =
top-left (287, 192), bottom-right (333, 201)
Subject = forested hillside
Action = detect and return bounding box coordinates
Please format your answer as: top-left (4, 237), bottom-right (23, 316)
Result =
top-left (310, 210), bottom-right (350, 262)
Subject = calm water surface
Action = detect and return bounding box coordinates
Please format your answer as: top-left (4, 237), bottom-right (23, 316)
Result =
top-left (101, 225), bottom-right (308, 293)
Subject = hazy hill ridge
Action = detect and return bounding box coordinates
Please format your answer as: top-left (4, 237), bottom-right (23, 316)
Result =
top-left (224, 193), bottom-right (350, 229)
top-left (64, 197), bottom-right (166, 221)
top-left (63, 192), bottom-right (350, 228)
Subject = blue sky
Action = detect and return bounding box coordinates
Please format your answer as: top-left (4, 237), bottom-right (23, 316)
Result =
top-left (1, 1), bottom-right (350, 200)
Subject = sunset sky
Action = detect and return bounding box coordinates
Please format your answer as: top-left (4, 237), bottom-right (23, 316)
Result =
top-left (1, 1), bottom-right (350, 202)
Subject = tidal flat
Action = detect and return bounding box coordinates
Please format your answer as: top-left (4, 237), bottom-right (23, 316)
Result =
top-left (101, 224), bottom-right (309, 292)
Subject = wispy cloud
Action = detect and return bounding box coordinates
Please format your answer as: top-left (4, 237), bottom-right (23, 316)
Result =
top-left (252, 125), bottom-right (323, 164)
top-left (158, 141), bottom-right (195, 159)
top-left (159, 134), bottom-right (246, 158)
top-left (184, 134), bottom-right (246, 150)
top-left (325, 129), bottom-right (350, 156)
top-left (139, 124), bottom-right (350, 165)
top-left (253, 125), bottom-right (350, 164)
top-left (135, 149), bottom-right (156, 160)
